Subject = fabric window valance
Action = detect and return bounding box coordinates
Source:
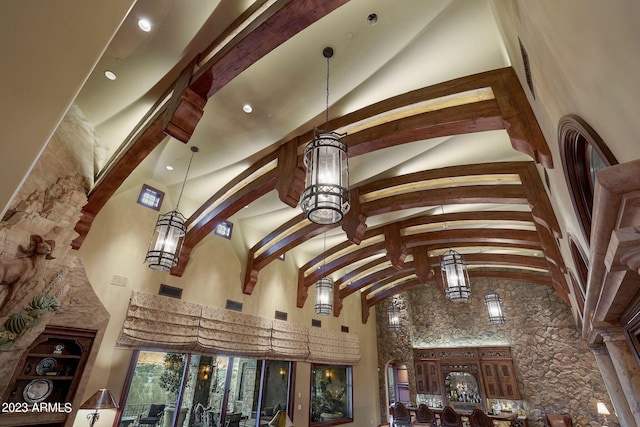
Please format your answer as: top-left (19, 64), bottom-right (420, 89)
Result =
top-left (116, 291), bottom-right (360, 364)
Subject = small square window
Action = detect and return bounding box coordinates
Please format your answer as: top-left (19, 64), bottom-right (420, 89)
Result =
top-left (138, 184), bottom-right (164, 211)
top-left (214, 220), bottom-right (233, 239)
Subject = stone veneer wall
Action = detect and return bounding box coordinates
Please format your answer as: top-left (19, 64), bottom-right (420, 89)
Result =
top-left (375, 278), bottom-right (618, 427)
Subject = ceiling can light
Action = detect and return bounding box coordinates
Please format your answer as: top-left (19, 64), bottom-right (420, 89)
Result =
top-left (441, 249), bottom-right (471, 302)
top-left (138, 18), bottom-right (152, 32)
top-left (104, 70), bottom-right (117, 80)
top-left (300, 47), bottom-right (350, 225)
top-left (145, 146), bottom-right (198, 272)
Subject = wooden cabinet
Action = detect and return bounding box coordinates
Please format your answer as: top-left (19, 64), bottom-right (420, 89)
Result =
top-left (2, 326), bottom-right (96, 427)
top-left (413, 346), bottom-right (521, 403)
top-left (480, 360), bottom-right (520, 399)
top-left (478, 347), bottom-right (520, 400)
top-left (415, 360), bottom-right (440, 394)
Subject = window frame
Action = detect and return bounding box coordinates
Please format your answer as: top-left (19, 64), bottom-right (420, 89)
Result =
top-left (559, 114), bottom-right (617, 243)
top-left (310, 363), bottom-right (354, 426)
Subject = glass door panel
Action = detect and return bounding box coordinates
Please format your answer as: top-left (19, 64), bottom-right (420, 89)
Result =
top-left (118, 351), bottom-right (184, 427)
top-left (259, 360), bottom-right (292, 426)
top-left (179, 355), bottom-right (228, 427)
top-left (119, 352), bottom-right (293, 427)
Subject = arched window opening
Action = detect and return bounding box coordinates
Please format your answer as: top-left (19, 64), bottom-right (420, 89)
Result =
top-left (559, 115), bottom-right (617, 243)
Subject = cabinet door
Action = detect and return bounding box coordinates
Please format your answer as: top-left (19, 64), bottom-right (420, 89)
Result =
top-left (424, 361), bottom-right (440, 394)
top-left (480, 361), bottom-right (520, 399)
top-left (495, 360), bottom-right (520, 399)
top-left (415, 362), bottom-right (427, 394)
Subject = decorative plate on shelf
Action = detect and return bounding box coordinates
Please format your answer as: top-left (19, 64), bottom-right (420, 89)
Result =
top-left (23, 379), bottom-right (53, 403)
top-left (36, 357), bottom-right (57, 375)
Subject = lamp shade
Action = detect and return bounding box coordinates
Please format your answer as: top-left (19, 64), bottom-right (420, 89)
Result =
top-left (484, 290), bottom-right (505, 325)
top-left (300, 129), bottom-right (350, 224)
top-left (440, 249), bottom-right (471, 302)
top-left (268, 410), bottom-right (294, 427)
top-left (80, 389), bottom-right (119, 410)
top-left (315, 277), bottom-right (333, 315)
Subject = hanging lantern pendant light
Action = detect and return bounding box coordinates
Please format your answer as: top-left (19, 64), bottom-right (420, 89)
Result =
top-left (484, 269), bottom-right (505, 325)
top-left (145, 146), bottom-right (198, 272)
top-left (441, 249), bottom-right (471, 302)
top-left (300, 47), bottom-right (350, 225)
top-left (315, 232), bottom-right (333, 315)
top-left (387, 300), bottom-right (402, 332)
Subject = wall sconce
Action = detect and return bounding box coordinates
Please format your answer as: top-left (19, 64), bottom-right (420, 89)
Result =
top-left (325, 370), bottom-right (333, 383)
top-left (279, 367), bottom-right (287, 380)
top-left (597, 402), bottom-right (610, 425)
top-left (199, 364), bottom-right (211, 380)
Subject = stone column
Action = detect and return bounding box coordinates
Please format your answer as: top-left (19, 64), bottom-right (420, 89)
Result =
top-left (590, 343), bottom-right (633, 425)
top-left (598, 327), bottom-right (640, 425)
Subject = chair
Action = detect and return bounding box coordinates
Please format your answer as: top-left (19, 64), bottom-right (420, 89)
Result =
top-left (225, 412), bottom-right (243, 427)
top-left (469, 409), bottom-right (494, 427)
top-left (414, 404), bottom-right (437, 426)
top-left (545, 414), bottom-right (573, 427)
top-left (439, 406), bottom-right (463, 427)
top-left (390, 402), bottom-right (412, 427)
top-left (139, 404), bottom-right (166, 426)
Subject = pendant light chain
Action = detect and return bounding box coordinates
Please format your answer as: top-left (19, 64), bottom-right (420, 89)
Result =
top-left (176, 146), bottom-right (198, 211)
top-left (325, 51), bottom-right (330, 129)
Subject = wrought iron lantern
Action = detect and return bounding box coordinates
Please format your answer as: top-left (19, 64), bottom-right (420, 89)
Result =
top-left (145, 146), bottom-right (198, 272)
top-left (440, 249), bottom-right (471, 302)
top-left (387, 301), bottom-right (401, 332)
top-left (300, 47), bottom-right (349, 224)
top-left (315, 277), bottom-right (333, 315)
top-left (484, 290), bottom-right (505, 325)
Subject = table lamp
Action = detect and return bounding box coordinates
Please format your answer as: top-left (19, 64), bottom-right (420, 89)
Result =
top-left (80, 388), bottom-right (119, 427)
top-left (268, 410), bottom-right (294, 427)
top-left (596, 402), bottom-right (610, 426)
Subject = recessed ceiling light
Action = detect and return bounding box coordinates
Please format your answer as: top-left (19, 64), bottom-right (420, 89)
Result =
top-left (166, 165), bottom-right (174, 171)
top-left (138, 18), bottom-right (152, 32)
top-left (104, 70), bottom-right (117, 80)
top-left (243, 104), bottom-right (253, 113)
top-left (367, 13), bottom-right (378, 25)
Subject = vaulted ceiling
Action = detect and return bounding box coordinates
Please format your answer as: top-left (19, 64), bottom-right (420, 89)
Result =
top-left (70, 0), bottom-right (568, 322)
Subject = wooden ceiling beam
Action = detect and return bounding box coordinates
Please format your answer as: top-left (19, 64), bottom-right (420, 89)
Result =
top-left (73, 0), bottom-right (347, 249)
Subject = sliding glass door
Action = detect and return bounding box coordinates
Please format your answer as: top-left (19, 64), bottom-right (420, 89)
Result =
top-left (117, 351), bottom-right (292, 427)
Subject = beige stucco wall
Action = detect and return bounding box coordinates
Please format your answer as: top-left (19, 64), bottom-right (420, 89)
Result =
top-left (72, 167), bottom-right (380, 427)
top-left (488, 0), bottom-right (640, 315)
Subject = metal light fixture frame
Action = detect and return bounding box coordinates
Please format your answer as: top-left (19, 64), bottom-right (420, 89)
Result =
top-left (145, 146), bottom-right (198, 272)
top-left (484, 290), bottom-right (505, 325)
top-left (315, 232), bottom-right (333, 315)
top-left (315, 277), bottom-right (333, 315)
top-left (483, 268), bottom-right (505, 325)
top-left (387, 299), bottom-right (402, 332)
top-left (439, 205), bottom-right (471, 302)
top-left (300, 47), bottom-right (350, 225)
top-left (441, 249), bottom-right (471, 302)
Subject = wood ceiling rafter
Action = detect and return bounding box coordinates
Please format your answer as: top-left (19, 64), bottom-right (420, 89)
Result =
top-left (173, 68), bottom-right (553, 283)
top-left (71, 0), bottom-right (349, 249)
